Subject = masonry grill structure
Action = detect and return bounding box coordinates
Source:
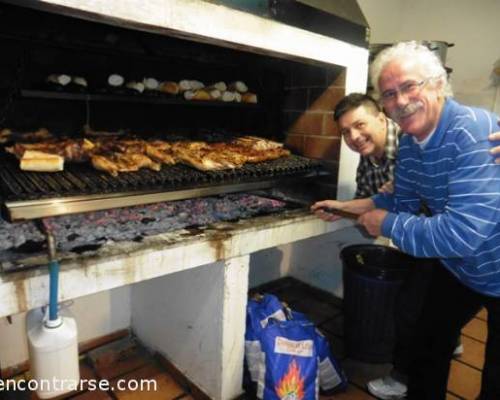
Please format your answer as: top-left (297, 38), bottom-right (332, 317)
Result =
top-left (0, 3), bottom-right (369, 396)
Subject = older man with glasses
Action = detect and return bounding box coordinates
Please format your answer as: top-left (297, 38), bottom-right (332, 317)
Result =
top-left (313, 41), bottom-right (500, 399)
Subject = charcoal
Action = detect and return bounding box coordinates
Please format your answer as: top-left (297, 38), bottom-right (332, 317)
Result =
top-left (0, 193), bottom-right (288, 269)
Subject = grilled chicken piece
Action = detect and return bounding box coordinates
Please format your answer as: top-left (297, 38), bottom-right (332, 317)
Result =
top-left (171, 141), bottom-right (224, 170)
top-left (174, 151), bottom-right (229, 171)
top-left (6, 138), bottom-right (95, 162)
top-left (170, 139), bottom-right (289, 171)
top-left (120, 153), bottom-right (161, 172)
top-left (172, 142), bottom-right (243, 170)
top-left (113, 139), bottom-right (147, 154)
top-left (210, 143), bottom-right (249, 166)
top-left (145, 142), bottom-right (176, 165)
top-left (171, 141), bottom-right (209, 151)
top-left (91, 154), bottom-right (121, 176)
top-left (91, 152), bottom-right (160, 176)
top-left (212, 141), bottom-right (289, 163)
top-left (233, 136), bottom-right (283, 151)
top-left (149, 140), bottom-right (172, 151)
top-left (63, 138), bottom-right (95, 161)
top-left (202, 151), bottom-right (239, 169)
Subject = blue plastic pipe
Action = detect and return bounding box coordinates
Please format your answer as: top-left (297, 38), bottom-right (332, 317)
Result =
top-left (48, 259), bottom-right (60, 321)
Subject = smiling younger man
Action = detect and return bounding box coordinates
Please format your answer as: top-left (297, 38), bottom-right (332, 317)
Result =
top-left (316, 41), bottom-right (500, 399)
top-left (334, 93), bottom-right (399, 199)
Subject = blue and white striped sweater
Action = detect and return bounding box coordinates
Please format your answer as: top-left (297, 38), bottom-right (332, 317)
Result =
top-left (373, 99), bottom-right (500, 297)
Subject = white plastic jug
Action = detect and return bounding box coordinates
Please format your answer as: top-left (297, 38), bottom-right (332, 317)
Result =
top-left (27, 308), bottom-right (80, 399)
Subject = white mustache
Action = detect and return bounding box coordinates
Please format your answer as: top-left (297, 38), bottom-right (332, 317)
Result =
top-left (391, 101), bottom-right (423, 121)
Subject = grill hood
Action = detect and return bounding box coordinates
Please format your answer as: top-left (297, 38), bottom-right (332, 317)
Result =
top-left (209, 0), bottom-right (369, 48)
top-left (7, 0), bottom-right (369, 63)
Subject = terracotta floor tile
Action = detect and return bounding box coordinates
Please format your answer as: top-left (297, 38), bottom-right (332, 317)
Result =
top-left (446, 393), bottom-right (461, 400)
top-left (476, 308), bottom-right (487, 321)
top-left (447, 360), bottom-right (481, 400)
top-left (320, 384), bottom-right (376, 399)
top-left (70, 391), bottom-right (112, 399)
top-left (111, 364), bottom-right (185, 400)
top-left (462, 317), bottom-right (488, 343)
top-left (458, 335), bottom-right (485, 370)
top-left (88, 340), bottom-right (152, 380)
top-left (94, 354), bottom-right (150, 381)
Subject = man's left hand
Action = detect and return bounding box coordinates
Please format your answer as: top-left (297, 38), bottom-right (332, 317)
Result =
top-left (490, 131), bottom-right (500, 164)
top-left (490, 120), bottom-right (500, 164)
top-left (357, 209), bottom-right (388, 237)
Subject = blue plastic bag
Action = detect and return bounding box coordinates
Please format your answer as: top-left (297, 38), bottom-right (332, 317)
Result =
top-left (245, 294), bottom-right (288, 386)
top-left (245, 294), bottom-right (347, 399)
top-left (258, 318), bottom-right (319, 399)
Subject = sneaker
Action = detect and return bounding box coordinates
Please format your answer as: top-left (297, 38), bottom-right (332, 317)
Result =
top-left (453, 343), bottom-right (464, 357)
top-left (367, 375), bottom-right (407, 399)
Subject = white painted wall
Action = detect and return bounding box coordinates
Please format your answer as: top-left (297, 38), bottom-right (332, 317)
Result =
top-left (131, 258), bottom-right (249, 400)
top-left (358, 0), bottom-right (500, 111)
top-left (0, 286), bottom-right (131, 369)
top-left (250, 225), bottom-right (377, 298)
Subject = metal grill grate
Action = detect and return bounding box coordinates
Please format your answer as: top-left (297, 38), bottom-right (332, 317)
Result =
top-left (0, 152), bottom-right (320, 202)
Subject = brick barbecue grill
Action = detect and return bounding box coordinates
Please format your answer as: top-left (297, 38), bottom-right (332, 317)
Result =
top-left (0, 2), bottom-right (370, 398)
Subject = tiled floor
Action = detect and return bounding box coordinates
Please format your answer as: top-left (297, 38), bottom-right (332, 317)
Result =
top-left (5, 277), bottom-right (487, 400)
top-left (4, 338), bottom-right (193, 400)
top-left (256, 277), bottom-right (488, 400)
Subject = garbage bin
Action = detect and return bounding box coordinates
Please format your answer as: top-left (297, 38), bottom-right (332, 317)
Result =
top-left (340, 244), bottom-right (418, 363)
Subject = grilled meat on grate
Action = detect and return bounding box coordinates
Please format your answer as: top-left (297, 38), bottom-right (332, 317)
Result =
top-left (5, 135), bottom-right (290, 175)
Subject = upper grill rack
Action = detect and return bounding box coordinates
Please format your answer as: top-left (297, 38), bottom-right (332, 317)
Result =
top-left (0, 152), bottom-right (322, 221)
top-left (0, 153), bottom-right (319, 201)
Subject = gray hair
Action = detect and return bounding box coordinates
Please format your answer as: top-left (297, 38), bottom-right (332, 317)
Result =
top-left (370, 41), bottom-right (453, 99)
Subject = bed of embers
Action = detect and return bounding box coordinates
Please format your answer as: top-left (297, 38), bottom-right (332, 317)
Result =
top-left (0, 193), bottom-right (290, 271)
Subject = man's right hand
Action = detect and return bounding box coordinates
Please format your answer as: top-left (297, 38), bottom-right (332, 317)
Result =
top-left (311, 198), bottom-right (376, 221)
top-left (310, 200), bottom-right (345, 222)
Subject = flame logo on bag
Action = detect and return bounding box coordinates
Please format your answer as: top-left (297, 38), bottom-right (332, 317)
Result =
top-left (275, 359), bottom-right (305, 400)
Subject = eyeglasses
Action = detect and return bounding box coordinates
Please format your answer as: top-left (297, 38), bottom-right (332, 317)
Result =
top-left (380, 78), bottom-right (430, 103)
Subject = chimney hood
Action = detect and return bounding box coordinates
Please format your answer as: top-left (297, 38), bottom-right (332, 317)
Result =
top-left (7, 0), bottom-right (369, 65)
top-left (208, 0), bottom-right (369, 48)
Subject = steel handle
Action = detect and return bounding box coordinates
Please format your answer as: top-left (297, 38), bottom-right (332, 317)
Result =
top-left (317, 206), bottom-right (360, 220)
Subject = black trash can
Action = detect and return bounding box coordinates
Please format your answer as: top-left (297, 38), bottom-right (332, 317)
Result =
top-left (340, 244), bottom-right (418, 363)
